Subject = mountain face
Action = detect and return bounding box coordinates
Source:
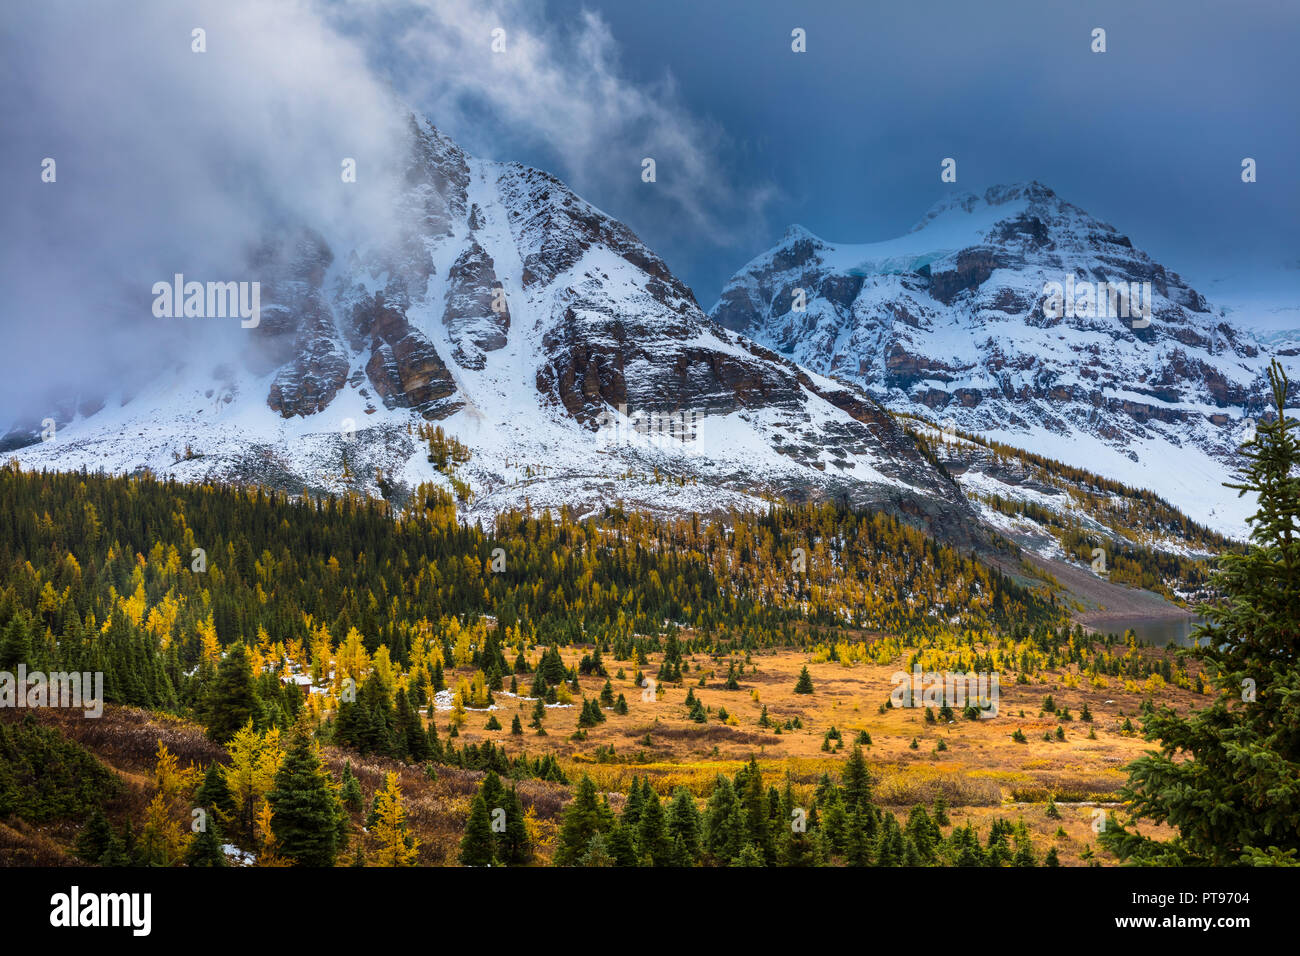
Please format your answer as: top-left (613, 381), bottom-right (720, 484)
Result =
top-left (8, 113), bottom-right (974, 540)
top-left (710, 182), bottom-right (1285, 538)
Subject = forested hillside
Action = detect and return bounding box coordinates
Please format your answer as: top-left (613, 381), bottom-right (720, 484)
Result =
top-left (0, 459), bottom-right (1082, 866)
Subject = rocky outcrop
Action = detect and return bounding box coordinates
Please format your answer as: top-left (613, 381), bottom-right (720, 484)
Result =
top-left (442, 239), bottom-right (509, 369)
top-left (352, 293), bottom-right (460, 419)
top-left (249, 229), bottom-right (351, 417)
top-left (266, 293), bottom-right (350, 417)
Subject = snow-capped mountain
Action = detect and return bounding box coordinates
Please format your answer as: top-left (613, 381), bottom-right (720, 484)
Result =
top-left (6, 114), bottom-right (972, 537)
top-left (710, 182), bottom-right (1293, 538)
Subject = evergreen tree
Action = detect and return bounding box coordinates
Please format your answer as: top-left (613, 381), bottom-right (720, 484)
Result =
top-left (1013, 838), bottom-right (1037, 867)
top-left (875, 812), bottom-right (904, 866)
top-left (266, 723), bottom-right (344, 867)
top-left (842, 744), bottom-right (873, 812)
top-left (460, 794), bottom-right (497, 867)
top-left (206, 642), bottom-right (258, 743)
top-left (658, 632), bottom-right (682, 683)
top-left (340, 761), bottom-right (364, 813)
top-left (780, 815), bottom-right (816, 867)
top-left (794, 666), bottom-right (815, 695)
top-left (426, 720), bottom-right (443, 762)
top-left (0, 613), bottom-right (31, 669)
top-left (554, 775), bottom-right (607, 866)
top-left (195, 762), bottom-right (236, 820)
top-left (621, 776), bottom-right (646, 830)
top-left (821, 796), bottom-right (849, 855)
top-left (479, 770), bottom-right (507, 818)
top-left (607, 820), bottom-right (638, 867)
top-left (636, 787), bottom-right (675, 866)
top-left (498, 785), bottom-right (532, 865)
top-left (905, 805), bottom-right (939, 863)
top-left (394, 690), bottom-right (429, 761)
top-left (844, 809), bottom-right (872, 866)
top-left (184, 815), bottom-right (227, 867)
top-left (578, 832), bottom-right (615, 866)
top-left (98, 827), bottom-right (132, 867)
top-left (901, 835), bottom-right (921, 866)
top-left (735, 758), bottom-right (774, 864)
top-left (732, 842), bottom-right (764, 867)
top-left (1107, 363), bottom-right (1300, 866)
top-left (702, 775), bottom-right (743, 864)
top-left (75, 808), bottom-right (114, 863)
top-left (666, 787), bottom-right (702, 864)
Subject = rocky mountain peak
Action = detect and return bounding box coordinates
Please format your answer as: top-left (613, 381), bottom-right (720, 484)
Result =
top-left (709, 182), bottom-right (1280, 536)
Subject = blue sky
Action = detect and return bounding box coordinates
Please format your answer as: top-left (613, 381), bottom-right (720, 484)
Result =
top-left (426, 0), bottom-right (1299, 310)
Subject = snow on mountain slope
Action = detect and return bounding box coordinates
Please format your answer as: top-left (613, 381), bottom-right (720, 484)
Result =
top-left (710, 182), bottom-right (1294, 539)
top-left (1193, 265), bottom-right (1300, 363)
top-left (7, 113), bottom-right (973, 538)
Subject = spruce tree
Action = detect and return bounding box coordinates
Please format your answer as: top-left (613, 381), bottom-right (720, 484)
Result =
top-left (479, 770), bottom-right (507, 816)
top-left (637, 787), bottom-right (674, 866)
top-left (340, 761), bottom-right (364, 812)
top-left (498, 785), bottom-right (532, 865)
top-left (195, 762), bottom-right (236, 820)
top-left (394, 691), bottom-right (429, 761)
top-left (554, 775), bottom-right (606, 866)
top-left (184, 815), bottom-right (227, 867)
top-left (732, 842), bottom-right (764, 867)
top-left (0, 613), bottom-right (31, 669)
top-left (206, 642), bottom-right (258, 743)
top-left (578, 833), bottom-right (615, 866)
top-left (426, 720), bottom-right (443, 762)
top-left (794, 666), bottom-right (815, 695)
top-left (1107, 362), bottom-right (1300, 866)
top-left (75, 808), bottom-right (114, 863)
top-left (844, 809), bottom-right (873, 866)
top-left (905, 805), bottom-right (938, 863)
top-left (666, 787), bottom-right (702, 863)
top-left (98, 828), bottom-right (132, 867)
top-left (1013, 838), bottom-right (1037, 867)
top-left (901, 835), bottom-right (921, 867)
top-left (701, 775), bottom-right (742, 864)
top-left (266, 723), bottom-right (345, 867)
top-left (821, 796), bottom-right (849, 855)
top-left (621, 776), bottom-right (646, 830)
top-left (842, 744), bottom-right (873, 812)
top-left (460, 794), bottom-right (497, 867)
top-left (607, 820), bottom-right (638, 867)
top-left (735, 758), bottom-right (774, 864)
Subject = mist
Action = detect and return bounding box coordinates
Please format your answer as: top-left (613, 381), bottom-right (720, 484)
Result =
top-left (0, 1), bottom-right (412, 428)
top-left (0, 0), bottom-right (765, 432)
